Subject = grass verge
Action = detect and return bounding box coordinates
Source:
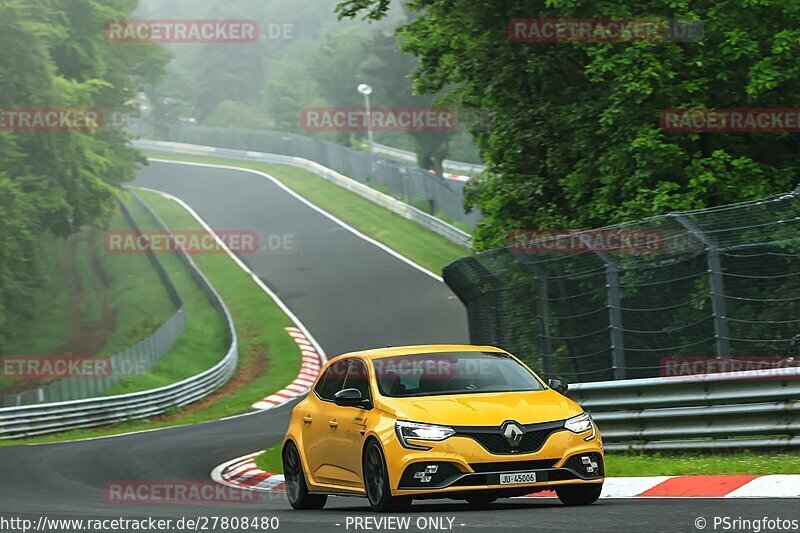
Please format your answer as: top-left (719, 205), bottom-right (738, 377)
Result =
top-left (605, 450), bottom-right (800, 476)
top-left (0, 208), bottom-right (177, 394)
top-left (1, 234), bottom-right (71, 358)
top-left (1, 188), bottom-right (302, 445)
top-left (100, 193), bottom-right (227, 395)
top-left (93, 202), bottom-right (178, 355)
top-left (255, 444), bottom-right (284, 474)
top-left (140, 151), bottom-right (470, 274)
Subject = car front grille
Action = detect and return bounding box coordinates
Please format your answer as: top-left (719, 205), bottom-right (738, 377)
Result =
top-left (452, 420), bottom-right (565, 455)
top-left (469, 459), bottom-right (559, 473)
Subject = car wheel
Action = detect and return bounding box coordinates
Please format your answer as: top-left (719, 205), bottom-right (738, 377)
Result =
top-left (283, 442), bottom-right (327, 510)
top-left (363, 440), bottom-right (412, 512)
top-left (555, 483), bottom-right (603, 506)
top-left (464, 494), bottom-right (498, 508)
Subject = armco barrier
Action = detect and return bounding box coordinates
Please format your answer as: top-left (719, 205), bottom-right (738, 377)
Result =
top-left (0, 191), bottom-right (238, 438)
top-left (132, 139), bottom-right (473, 248)
top-left (569, 366), bottom-right (800, 450)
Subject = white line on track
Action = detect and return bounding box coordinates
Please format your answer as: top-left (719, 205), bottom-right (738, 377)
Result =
top-left (137, 184), bottom-right (327, 362)
top-left (147, 158), bottom-right (444, 283)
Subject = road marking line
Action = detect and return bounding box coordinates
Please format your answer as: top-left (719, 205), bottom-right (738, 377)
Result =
top-left (138, 184), bottom-right (328, 363)
top-left (147, 158), bottom-right (444, 282)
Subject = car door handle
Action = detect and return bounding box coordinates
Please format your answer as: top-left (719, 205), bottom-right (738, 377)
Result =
top-left (328, 420), bottom-right (339, 428)
top-left (302, 415), bottom-right (313, 424)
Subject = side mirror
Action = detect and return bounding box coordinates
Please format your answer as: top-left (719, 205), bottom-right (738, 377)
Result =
top-left (333, 388), bottom-right (371, 408)
top-left (548, 378), bottom-right (569, 395)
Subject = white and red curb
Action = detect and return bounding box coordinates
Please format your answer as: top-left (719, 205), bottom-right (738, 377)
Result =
top-left (251, 327), bottom-right (323, 410)
top-left (523, 474), bottom-right (800, 498)
top-left (212, 452), bottom-right (286, 492)
top-left (213, 451), bottom-right (800, 498)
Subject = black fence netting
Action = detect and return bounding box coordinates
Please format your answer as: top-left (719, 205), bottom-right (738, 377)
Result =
top-left (443, 189), bottom-right (800, 382)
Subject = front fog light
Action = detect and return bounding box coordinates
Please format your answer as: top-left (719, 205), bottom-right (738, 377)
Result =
top-left (564, 413), bottom-right (595, 441)
top-left (413, 472), bottom-right (432, 483)
top-left (412, 464), bottom-right (441, 483)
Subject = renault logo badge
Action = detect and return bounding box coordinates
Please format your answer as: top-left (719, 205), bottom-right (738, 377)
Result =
top-left (501, 421), bottom-right (524, 447)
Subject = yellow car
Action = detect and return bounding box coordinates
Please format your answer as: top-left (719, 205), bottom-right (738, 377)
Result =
top-left (282, 345), bottom-right (603, 512)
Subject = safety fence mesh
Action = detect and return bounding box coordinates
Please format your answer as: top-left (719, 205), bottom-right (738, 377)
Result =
top-left (443, 189), bottom-right (800, 382)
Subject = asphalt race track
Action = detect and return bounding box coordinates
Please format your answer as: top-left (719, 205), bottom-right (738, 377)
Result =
top-left (0, 160), bottom-right (792, 532)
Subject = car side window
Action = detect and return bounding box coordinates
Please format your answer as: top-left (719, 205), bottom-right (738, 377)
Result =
top-left (343, 359), bottom-right (371, 401)
top-left (314, 358), bottom-right (350, 401)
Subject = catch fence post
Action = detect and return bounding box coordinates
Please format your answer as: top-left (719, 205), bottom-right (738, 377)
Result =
top-left (671, 213), bottom-right (730, 358)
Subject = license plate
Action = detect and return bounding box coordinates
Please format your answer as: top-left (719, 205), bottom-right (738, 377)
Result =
top-left (499, 472), bottom-right (537, 485)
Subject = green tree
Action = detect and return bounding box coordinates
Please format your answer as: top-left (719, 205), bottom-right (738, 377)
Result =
top-left (0, 0), bottom-right (167, 349)
top-left (337, 0), bottom-right (800, 250)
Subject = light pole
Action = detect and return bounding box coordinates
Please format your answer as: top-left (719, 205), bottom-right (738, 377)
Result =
top-left (357, 83), bottom-right (374, 153)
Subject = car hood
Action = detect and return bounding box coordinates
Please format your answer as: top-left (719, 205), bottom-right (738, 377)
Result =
top-left (377, 389), bottom-right (583, 427)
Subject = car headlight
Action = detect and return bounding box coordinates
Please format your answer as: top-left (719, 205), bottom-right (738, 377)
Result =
top-left (564, 413), bottom-right (595, 441)
top-left (395, 421), bottom-right (455, 450)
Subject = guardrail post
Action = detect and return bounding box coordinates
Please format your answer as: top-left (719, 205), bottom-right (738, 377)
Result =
top-left (671, 213), bottom-right (731, 358)
top-left (577, 234), bottom-right (627, 380)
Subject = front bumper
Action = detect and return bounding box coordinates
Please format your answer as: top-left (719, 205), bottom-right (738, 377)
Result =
top-left (385, 425), bottom-right (603, 497)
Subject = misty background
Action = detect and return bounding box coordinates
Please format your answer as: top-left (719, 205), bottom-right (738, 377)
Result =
top-left (135, 0), bottom-right (482, 165)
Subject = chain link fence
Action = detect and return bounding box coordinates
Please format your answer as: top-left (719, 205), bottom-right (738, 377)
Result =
top-left (443, 189), bottom-right (800, 382)
top-left (0, 198), bottom-right (186, 407)
top-left (137, 121), bottom-right (481, 229)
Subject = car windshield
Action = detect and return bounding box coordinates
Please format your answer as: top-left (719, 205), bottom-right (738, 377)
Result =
top-left (373, 351), bottom-right (544, 398)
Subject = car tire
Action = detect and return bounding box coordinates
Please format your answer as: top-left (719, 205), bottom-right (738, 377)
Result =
top-left (363, 440), bottom-right (412, 512)
top-left (464, 494), bottom-right (498, 508)
top-left (283, 442), bottom-right (327, 510)
top-left (555, 483), bottom-right (603, 506)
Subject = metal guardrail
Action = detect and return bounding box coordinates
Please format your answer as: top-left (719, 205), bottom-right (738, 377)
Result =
top-left (0, 191), bottom-right (238, 438)
top-left (569, 367), bottom-right (800, 450)
top-left (133, 139), bottom-right (473, 248)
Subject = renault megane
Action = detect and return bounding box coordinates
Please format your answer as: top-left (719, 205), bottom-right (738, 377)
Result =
top-left (282, 345), bottom-right (603, 512)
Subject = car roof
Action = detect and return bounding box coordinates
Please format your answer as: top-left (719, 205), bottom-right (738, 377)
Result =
top-left (334, 344), bottom-right (508, 360)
